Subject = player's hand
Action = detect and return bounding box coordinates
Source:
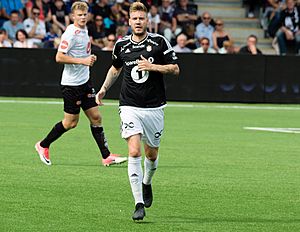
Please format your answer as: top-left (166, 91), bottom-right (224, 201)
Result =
top-left (138, 55), bottom-right (152, 71)
top-left (95, 88), bottom-right (106, 106)
top-left (82, 55), bottom-right (97, 66)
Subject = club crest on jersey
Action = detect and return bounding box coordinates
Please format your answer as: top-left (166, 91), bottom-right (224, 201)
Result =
top-left (146, 45), bottom-right (152, 52)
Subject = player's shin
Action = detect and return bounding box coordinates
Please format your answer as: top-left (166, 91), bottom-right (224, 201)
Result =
top-left (128, 156), bottom-right (144, 205)
top-left (143, 155), bottom-right (159, 185)
top-left (40, 121), bottom-right (67, 148)
top-left (90, 125), bottom-right (110, 159)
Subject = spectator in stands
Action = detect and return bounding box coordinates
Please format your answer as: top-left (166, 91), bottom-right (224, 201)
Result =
top-left (245, 0), bottom-right (260, 18)
top-left (276, 0), bottom-right (300, 55)
top-left (184, 23), bottom-right (197, 50)
top-left (218, 40), bottom-right (237, 54)
top-left (261, 0), bottom-right (285, 38)
top-left (148, 5), bottom-right (160, 33)
top-left (0, 3), bottom-right (5, 28)
top-left (26, 0), bottom-right (52, 26)
top-left (23, 6), bottom-right (46, 47)
top-left (172, 33), bottom-right (192, 52)
top-left (2, 10), bottom-right (24, 42)
top-left (212, 19), bottom-right (232, 52)
top-left (88, 14), bottom-right (106, 50)
top-left (193, 37), bottom-right (216, 54)
top-left (13, 29), bottom-right (35, 48)
top-left (238, 34), bottom-right (262, 54)
top-left (102, 33), bottom-right (116, 51)
top-left (43, 23), bottom-right (60, 48)
top-left (92, 0), bottom-right (111, 19)
top-left (103, 2), bottom-right (127, 35)
top-left (0, 0), bottom-right (24, 21)
top-left (195, 11), bottom-right (214, 48)
top-left (0, 29), bottom-right (12, 47)
top-left (173, 0), bottom-right (198, 34)
top-left (51, 0), bottom-right (70, 34)
top-left (158, 0), bottom-right (179, 42)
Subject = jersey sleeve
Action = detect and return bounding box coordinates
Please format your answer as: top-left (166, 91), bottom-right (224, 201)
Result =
top-left (112, 42), bottom-right (123, 69)
top-left (58, 28), bottom-right (74, 53)
top-left (161, 36), bottom-right (178, 64)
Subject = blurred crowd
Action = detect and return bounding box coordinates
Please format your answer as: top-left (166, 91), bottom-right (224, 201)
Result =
top-left (0, 0), bottom-right (300, 55)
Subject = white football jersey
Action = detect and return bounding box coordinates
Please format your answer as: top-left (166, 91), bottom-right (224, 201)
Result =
top-left (58, 24), bottom-right (91, 86)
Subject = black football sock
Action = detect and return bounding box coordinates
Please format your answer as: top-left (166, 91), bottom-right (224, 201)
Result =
top-left (90, 125), bottom-right (111, 159)
top-left (40, 121), bottom-right (67, 148)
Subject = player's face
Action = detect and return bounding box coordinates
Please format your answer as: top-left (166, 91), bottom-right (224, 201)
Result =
top-left (129, 11), bottom-right (148, 37)
top-left (72, 9), bottom-right (88, 29)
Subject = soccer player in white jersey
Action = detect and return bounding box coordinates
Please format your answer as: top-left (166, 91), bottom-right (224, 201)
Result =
top-left (35, 1), bottom-right (127, 167)
top-left (96, 2), bottom-right (180, 221)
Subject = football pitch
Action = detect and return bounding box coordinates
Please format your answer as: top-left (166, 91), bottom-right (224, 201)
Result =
top-left (0, 97), bottom-right (299, 231)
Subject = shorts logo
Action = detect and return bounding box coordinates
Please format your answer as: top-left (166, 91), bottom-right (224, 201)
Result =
top-left (154, 130), bottom-right (163, 139)
top-left (87, 93), bottom-right (95, 98)
top-left (60, 40), bottom-right (68, 49)
top-left (123, 122), bottom-right (134, 129)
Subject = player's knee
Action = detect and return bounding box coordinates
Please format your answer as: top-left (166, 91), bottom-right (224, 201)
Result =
top-left (145, 146), bottom-right (158, 160)
top-left (128, 148), bottom-right (141, 157)
top-left (89, 114), bottom-right (102, 125)
top-left (63, 120), bottom-right (79, 129)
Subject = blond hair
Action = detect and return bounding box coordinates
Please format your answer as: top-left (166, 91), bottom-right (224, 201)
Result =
top-left (129, 1), bottom-right (148, 16)
top-left (71, 1), bottom-right (88, 13)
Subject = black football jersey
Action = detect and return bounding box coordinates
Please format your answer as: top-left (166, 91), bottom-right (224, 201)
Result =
top-left (112, 33), bottom-right (178, 108)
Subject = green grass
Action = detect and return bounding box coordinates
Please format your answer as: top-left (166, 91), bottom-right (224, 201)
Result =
top-left (0, 97), bottom-right (300, 231)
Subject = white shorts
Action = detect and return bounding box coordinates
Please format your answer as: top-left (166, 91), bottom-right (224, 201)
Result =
top-left (119, 106), bottom-right (165, 148)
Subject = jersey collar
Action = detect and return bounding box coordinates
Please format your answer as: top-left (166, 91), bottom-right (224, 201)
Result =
top-left (130, 33), bottom-right (149, 45)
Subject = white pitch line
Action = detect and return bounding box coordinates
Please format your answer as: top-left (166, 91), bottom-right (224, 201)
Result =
top-left (1, 99), bottom-right (300, 111)
top-left (244, 127), bottom-right (300, 134)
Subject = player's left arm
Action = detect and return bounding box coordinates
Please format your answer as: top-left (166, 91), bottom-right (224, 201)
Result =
top-left (138, 55), bottom-right (179, 76)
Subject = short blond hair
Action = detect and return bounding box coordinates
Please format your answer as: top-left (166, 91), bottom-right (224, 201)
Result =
top-left (129, 1), bottom-right (148, 16)
top-left (71, 1), bottom-right (88, 13)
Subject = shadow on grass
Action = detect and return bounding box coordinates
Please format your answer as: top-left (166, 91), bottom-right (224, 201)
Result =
top-left (163, 216), bottom-right (300, 224)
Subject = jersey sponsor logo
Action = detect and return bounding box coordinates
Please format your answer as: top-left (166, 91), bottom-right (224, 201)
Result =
top-left (132, 44), bottom-right (145, 49)
top-left (125, 59), bottom-right (139, 66)
top-left (60, 40), bottom-right (68, 49)
top-left (131, 66), bottom-right (149, 84)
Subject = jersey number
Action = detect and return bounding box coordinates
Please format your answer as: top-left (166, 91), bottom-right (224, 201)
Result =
top-left (131, 65), bottom-right (149, 84)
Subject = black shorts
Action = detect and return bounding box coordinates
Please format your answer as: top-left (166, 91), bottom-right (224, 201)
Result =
top-left (61, 80), bottom-right (98, 114)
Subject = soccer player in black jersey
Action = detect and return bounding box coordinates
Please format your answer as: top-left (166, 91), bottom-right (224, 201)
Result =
top-left (96, 1), bottom-right (180, 221)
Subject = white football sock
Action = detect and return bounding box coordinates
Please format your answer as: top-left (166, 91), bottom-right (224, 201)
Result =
top-left (143, 155), bottom-right (159, 185)
top-left (128, 156), bottom-right (144, 205)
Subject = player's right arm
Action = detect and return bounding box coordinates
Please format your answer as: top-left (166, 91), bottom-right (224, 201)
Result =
top-left (95, 65), bottom-right (122, 105)
top-left (56, 52), bottom-right (97, 66)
